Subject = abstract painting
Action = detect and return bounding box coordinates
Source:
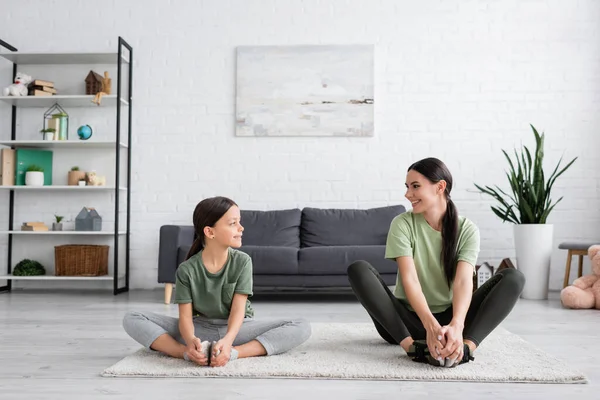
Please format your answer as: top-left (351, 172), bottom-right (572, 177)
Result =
top-left (235, 45), bottom-right (374, 137)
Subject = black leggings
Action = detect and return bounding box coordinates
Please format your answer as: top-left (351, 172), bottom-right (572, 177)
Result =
top-left (347, 261), bottom-right (525, 346)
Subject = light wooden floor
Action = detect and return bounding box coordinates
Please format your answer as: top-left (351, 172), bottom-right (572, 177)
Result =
top-left (0, 289), bottom-right (597, 400)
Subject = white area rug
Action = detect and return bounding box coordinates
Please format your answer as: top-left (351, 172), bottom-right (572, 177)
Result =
top-left (103, 323), bottom-right (587, 383)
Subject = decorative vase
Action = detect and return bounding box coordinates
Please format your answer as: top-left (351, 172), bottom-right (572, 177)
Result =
top-left (25, 171), bottom-right (44, 186)
top-left (513, 224), bottom-right (554, 300)
top-left (68, 171), bottom-right (86, 186)
top-left (52, 222), bottom-right (63, 231)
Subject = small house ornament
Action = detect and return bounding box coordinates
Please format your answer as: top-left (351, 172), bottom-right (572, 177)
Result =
top-left (85, 71), bottom-right (105, 95)
top-left (474, 262), bottom-right (494, 289)
top-left (75, 207), bottom-right (102, 231)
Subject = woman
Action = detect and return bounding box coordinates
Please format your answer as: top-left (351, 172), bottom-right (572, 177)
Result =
top-left (347, 157), bottom-right (525, 367)
top-left (123, 196), bottom-right (311, 367)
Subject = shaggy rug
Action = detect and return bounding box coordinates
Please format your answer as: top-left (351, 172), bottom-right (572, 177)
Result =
top-left (103, 323), bottom-right (587, 383)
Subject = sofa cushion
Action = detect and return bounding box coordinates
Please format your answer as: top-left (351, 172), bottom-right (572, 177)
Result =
top-left (178, 245), bottom-right (298, 275)
top-left (300, 205), bottom-right (406, 247)
top-left (240, 245), bottom-right (298, 275)
top-left (298, 245), bottom-right (398, 275)
top-left (241, 209), bottom-right (301, 247)
top-left (253, 273), bottom-right (397, 289)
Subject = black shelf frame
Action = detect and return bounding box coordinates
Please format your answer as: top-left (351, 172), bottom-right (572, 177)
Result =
top-left (0, 37), bottom-right (132, 295)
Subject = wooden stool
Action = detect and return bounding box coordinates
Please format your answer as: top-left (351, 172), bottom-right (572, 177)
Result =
top-left (558, 242), bottom-right (597, 288)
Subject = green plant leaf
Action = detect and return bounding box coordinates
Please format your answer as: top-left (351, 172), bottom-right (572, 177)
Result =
top-left (474, 124), bottom-right (577, 224)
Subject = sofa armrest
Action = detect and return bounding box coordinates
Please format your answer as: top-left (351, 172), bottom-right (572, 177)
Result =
top-left (158, 225), bottom-right (195, 284)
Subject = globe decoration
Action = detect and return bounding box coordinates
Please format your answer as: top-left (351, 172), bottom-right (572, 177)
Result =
top-left (77, 125), bottom-right (93, 140)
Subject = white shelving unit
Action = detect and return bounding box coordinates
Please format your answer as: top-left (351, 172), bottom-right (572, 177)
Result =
top-left (0, 37), bottom-right (133, 295)
top-left (0, 275), bottom-right (113, 281)
top-left (0, 185), bottom-right (127, 191)
top-left (0, 140), bottom-right (128, 149)
top-left (0, 52), bottom-right (129, 65)
top-left (0, 94), bottom-right (128, 107)
top-left (0, 231), bottom-right (127, 235)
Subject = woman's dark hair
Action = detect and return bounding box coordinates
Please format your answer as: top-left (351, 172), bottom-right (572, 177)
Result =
top-left (408, 157), bottom-right (458, 287)
top-left (185, 196), bottom-right (238, 260)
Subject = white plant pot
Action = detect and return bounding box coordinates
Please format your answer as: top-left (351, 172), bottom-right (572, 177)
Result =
top-left (25, 171), bottom-right (44, 186)
top-left (513, 224), bottom-right (554, 300)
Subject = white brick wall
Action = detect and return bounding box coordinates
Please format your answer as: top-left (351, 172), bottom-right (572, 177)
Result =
top-left (1, 0), bottom-right (599, 290)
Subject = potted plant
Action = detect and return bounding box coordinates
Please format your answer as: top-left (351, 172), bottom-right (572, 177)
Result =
top-left (40, 128), bottom-right (56, 141)
top-left (474, 124), bottom-right (577, 300)
top-left (78, 178), bottom-right (86, 187)
top-left (52, 215), bottom-right (64, 231)
top-left (68, 166), bottom-right (86, 186)
top-left (25, 165), bottom-right (44, 186)
top-left (12, 259), bottom-right (46, 276)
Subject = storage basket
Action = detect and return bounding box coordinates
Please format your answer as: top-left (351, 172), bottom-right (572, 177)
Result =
top-left (54, 245), bottom-right (109, 276)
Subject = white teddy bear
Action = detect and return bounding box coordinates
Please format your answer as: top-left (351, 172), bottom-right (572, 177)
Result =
top-left (3, 72), bottom-right (33, 96)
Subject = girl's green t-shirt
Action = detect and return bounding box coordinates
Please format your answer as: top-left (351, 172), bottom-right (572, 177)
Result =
top-left (385, 211), bottom-right (480, 313)
top-left (174, 247), bottom-right (254, 319)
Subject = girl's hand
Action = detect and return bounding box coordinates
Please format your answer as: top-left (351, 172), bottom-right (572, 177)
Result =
top-left (439, 323), bottom-right (464, 365)
top-left (185, 337), bottom-right (208, 365)
top-left (210, 339), bottom-right (233, 367)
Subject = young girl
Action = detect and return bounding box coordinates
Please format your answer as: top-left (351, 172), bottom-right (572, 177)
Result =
top-left (347, 157), bottom-right (525, 368)
top-left (123, 196), bottom-right (312, 367)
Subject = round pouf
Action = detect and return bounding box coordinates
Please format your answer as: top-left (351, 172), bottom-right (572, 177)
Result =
top-left (77, 125), bottom-right (93, 140)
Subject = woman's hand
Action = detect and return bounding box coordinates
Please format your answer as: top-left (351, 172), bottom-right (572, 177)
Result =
top-left (425, 322), bottom-right (445, 362)
top-left (210, 338), bottom-right (233, 367)
top-left (439, 322), bottom-right (464, 366)
top-left (185, 337), bottom-right (208, 366)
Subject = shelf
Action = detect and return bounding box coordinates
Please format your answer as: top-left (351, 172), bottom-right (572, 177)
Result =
top-left (0, 274), bottom-right (113, 281)
top-left (0, 140), bottom-right (128, 149)
top-left (0, 186), bottom-right (127, 191)
top-left (0, 52), bottom-right (129, 65)
top-left (0, 95), bottom-right (129, 108)
top-left (0, 231), bottom-right (126, 235)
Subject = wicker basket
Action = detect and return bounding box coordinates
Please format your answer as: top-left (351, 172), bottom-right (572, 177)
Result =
top-left (54, 245), bottom-right (109, 276)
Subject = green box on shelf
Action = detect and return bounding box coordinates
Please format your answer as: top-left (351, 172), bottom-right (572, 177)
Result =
top-left (15, 149), bottom-right (53, 186)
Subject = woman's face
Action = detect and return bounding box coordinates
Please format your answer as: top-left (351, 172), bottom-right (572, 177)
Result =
top-left (404, 169), bottom-right (443, 213)
top-left (206, 205), bottom-right (244, 248)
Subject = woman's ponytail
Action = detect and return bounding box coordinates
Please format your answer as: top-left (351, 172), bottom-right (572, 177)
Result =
top-left (441, 196), bottom-right (459, 287)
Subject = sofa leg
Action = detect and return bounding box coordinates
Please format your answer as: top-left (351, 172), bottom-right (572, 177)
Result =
top-left (164, 283), bottom-right (173, 304)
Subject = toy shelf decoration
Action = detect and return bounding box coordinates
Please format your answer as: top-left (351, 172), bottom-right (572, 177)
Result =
top-left (43, 103), bottom-right (69, 141)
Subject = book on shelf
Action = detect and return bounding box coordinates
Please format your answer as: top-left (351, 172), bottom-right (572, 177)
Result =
top-left (28, 80), bottom-right (57, 96)
top-left (31, 79), bottom-right (54, 88)
top-left (30, 85), bottom-right (57, 94)
top-left (28, 89), bottom-right (53, 97)
top-left (0, 149), bottom-right (15, 186)
top-left (21, 222), bottom-right (49, 231)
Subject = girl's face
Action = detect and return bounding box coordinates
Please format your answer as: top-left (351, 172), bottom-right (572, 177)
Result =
top-left (205, 205), bottom-right (244, 248)
top-left (404, 169), bottom-right (444, 213)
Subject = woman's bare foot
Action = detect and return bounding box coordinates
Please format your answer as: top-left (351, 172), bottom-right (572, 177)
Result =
top-left (464, 339), bottom-right (477, 353)
top-left (400, 337), bottom-right (414, 353)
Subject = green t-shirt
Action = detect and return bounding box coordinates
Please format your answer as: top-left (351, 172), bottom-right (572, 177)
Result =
top-left (174, 248), bottom-right (254, 319)
top-left (385, 211), bottom-right (480, 313)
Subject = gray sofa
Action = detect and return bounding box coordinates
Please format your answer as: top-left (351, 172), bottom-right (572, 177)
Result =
top-left (158, 205), bottom-right (406, 303)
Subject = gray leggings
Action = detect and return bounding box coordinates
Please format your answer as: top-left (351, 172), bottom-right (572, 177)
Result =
top-left (123, 311), bottom-right (311, 356)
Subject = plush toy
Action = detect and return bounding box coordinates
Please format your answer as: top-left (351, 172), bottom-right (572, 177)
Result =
top-left (86, 171), bottom-right (106, 186)
top-left (560, 245), bottom-right (600, 309)
top-left (3, 72), bottom-right (33, 96)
